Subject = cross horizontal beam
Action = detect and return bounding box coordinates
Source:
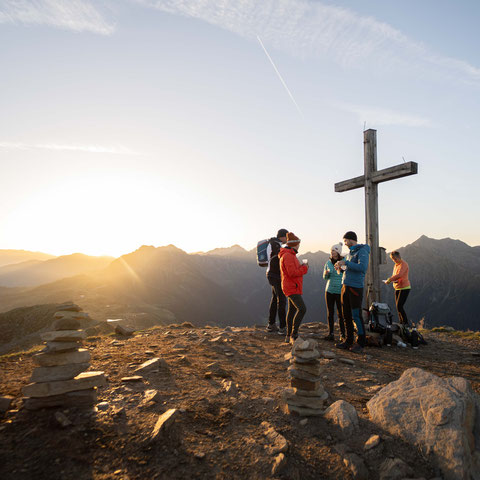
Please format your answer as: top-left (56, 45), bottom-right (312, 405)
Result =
top-left (334, 161), bottom-right (418, 192)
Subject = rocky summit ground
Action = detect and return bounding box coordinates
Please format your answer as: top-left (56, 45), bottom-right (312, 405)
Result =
top-left (1, 322), bottom-right (479, 480)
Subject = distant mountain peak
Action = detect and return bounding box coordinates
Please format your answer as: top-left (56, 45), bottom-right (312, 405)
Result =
top-left (204, 245), bottom-right (249, 256)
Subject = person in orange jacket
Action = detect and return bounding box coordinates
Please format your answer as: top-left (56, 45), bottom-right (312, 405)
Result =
top-left (385, 250), bottom-right (411, 326)
top-left (278, 232), bottom-right (309, 344)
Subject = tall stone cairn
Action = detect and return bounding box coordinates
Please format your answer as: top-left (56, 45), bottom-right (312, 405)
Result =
top-left (22, 303), bottom-right (106, 410)
top-left (284, 338), bottom-right (328, 416)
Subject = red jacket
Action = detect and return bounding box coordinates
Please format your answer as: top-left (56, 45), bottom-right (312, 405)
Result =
top-left (279, 247), bottom-right (308, 296)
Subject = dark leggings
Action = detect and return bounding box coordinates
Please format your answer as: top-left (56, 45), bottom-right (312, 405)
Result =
top-left (268, 276), bottom-right (286, 328)
top-left (395, 289), bottom-right (410, 326)
top-left (341, 285), bottom-right (365, 346)
top-left (286, 294), bottom-right (307, 337)
top-left (325, 291), bottom-right (345, 337)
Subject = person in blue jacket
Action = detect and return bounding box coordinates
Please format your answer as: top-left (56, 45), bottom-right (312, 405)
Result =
top-left (335, 231), bottom-right (370, 354)
top-left (323, 243), bottom-right (345, 342)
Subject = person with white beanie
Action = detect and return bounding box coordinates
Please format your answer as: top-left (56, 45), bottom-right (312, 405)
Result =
top-left (323, 243), bottom-right (345, 341)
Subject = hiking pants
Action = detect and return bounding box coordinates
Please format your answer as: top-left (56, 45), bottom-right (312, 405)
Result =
top-left (395, 289), bottom-right (410, 326)
top-left (286, 294), bottom-right (307, 337)
top-left (325, 291), bottom-right (345, 338)
top-left (341, 285), bottom-right (365, 347)
top-left (268, 276), bottom-right (286, 328)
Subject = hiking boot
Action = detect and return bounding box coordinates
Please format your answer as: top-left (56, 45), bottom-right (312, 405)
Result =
top-left (278, 327), bottom-right (286, 336)
top-left (266, 324), bottom-right (278, 333)
top-left (335, 341), bottom-right (351, 350)
top-left (284, 335), bottom-right (290, 344)
top-left (289, 333), bottom-right (298, 345)
top-left (349, 343), bottom-right (364, 354)
top-left (324, 333), bottom-right (335, 341)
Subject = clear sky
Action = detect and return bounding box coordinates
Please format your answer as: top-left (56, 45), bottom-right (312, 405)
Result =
top-left (1, 0), bottom-right (479, 257)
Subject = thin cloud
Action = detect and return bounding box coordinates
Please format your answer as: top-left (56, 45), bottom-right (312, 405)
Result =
top-left (134, 0), bottom-right (480, 85)
top-left (0, 142), bottom-right (138, 155)
top-left (338, 103), bottom-right (433, 128)
top-left (0, 0), bottom-right (115, 35)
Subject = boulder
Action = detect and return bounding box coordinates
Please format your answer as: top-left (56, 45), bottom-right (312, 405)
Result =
top-left (324, 400), bottom-right (359, 437)
top-left (151, 409), bottom-right (179, 440)
top-left (287, 366), bottom-right (322, 382)
top-left (55, 303), bottom-right (82, 312)
top-left (53, 318), bottom-right (81, 331)
top-left (54, 311), bottom-right (90, 320)
top-left (33, 349), bottom-right (91, 367)
top-left (291, 377), bottom-right (322, 391)
top-left (379, 457), bottom-right (413, 480)
top-left (344, 453), bottom-right (369, 480)
top-left (23, 388), bottom-right (97, 410)
top-left (261, 421), bottom-right (289, 455)
top-left (287, 404), bottom-right (324, 416)
top-left (290, 361), bottom-right (323, 376)
top-left (30, 363), bottom-right (90, 382)
top-left (367, 368), bottom-right (480, 480)
top-left (23, 371), bottom-right (106, 398)
top-left (44, 341), bottom-right (81, 353)
top-left (271, 453), bottom-right (287, 475)
top-left (134, 358), bottom-right (168, 373)
top-left (115, 324), bottom-right (136, 336)
top-left (364, 434), bottom-right (381, 451)
top-left (0, 395), bottom-right (13, 413)
top-left (40, 330), bottom-right (87, 342)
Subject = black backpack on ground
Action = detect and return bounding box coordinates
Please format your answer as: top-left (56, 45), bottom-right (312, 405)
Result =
top-left (368, 302), bottom-right (393, 334)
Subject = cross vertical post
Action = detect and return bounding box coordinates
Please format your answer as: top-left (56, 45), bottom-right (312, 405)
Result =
top-left (364, 129), bottom-right (380, 306)
top-left (334, 129), bottom-right (418, 308)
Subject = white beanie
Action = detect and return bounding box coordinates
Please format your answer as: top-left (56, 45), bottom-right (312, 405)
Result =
top-left (331, 243), bottom-right (342, 255)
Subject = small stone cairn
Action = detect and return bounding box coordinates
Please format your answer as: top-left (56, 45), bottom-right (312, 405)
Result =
top-left (22, 303), bottom-right (106, 410)
top-left (284, 338), bottom-right (328, 416)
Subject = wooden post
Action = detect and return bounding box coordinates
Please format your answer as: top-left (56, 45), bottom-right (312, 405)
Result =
top-left (364, 129), bottom-right (380, 306)
top-left (334, 130), bottom-right (418, 307)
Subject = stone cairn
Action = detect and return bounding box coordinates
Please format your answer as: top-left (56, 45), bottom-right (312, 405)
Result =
top-left (22, 303), bottom-right (106, 410)
top-left (284, 338), bottom-right (328, 416)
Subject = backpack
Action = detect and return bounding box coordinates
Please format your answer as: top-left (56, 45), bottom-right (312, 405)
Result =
top-left (368, 302), bottom-right (394, 334)
top-left (257, 239), bottom-right (269, 267)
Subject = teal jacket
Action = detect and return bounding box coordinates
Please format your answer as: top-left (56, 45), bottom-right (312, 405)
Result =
top-left (323, 259), bottom-right (343, 294)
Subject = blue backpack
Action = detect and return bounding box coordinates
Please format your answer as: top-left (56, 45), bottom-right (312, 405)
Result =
top-left (257, 239), bottom-right (269, 267)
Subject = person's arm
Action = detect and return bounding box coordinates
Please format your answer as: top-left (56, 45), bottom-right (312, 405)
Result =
top-left (284, 255), bottom-right (308, 278)
top-left (387, 262), bottom-right (407, 283)
top-left (345, 248), bottom-right (369, 273)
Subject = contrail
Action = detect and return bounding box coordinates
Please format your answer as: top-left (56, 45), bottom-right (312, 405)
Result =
top-left (256, 35), bottom-right (304, 118)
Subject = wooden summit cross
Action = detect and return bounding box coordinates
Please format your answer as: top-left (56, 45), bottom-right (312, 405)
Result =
top-left (334, 129), bottom-right (418, 306)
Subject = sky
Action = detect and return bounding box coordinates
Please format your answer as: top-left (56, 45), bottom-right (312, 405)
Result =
top-left (1, 0), bottom-right (479, 257)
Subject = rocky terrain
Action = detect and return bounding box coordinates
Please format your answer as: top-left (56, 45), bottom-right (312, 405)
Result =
top-left (1, 321), bottom-right (479, 480)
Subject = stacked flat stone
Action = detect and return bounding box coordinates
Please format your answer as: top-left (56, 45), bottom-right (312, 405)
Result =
top-left (285, 338), bottom-right (328, 416)
top-left (22, 303), bottom-right (106, 410)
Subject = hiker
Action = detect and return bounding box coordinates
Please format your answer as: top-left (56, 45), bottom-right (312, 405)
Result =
top-left (279, 232), bottom-right (309, 344)
top-left (323, 243), bottom-right (345, 342)
top-left (266, 229), bottom-right (289, 335)
top-left (385, 250), bottom-right (411, 326)
top-left (335, 231), bottom-right (370, 354)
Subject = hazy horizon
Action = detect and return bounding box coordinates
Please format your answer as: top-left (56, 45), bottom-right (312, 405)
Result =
top-left (1, 1), bottom-right (479, 257)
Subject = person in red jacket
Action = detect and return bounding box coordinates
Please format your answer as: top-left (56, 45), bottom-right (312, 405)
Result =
top-left (278, 232), bottom-right (309, 344)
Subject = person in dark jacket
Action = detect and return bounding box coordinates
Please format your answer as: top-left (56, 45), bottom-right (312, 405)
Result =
top-left (279, 232), bottom-right (309, 344)
top-left (323, 243), bottom-right (345, 342)
top-left (335, 231), bottom-right (370, 354)
top-left (266, 228), bottom-right (288, 334)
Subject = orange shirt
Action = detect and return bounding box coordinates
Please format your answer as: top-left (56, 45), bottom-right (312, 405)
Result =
top-left (388, 260), bottom-right (410, 290)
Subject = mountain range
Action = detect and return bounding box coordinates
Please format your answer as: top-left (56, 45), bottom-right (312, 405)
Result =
top-left (0, 235), bottom-right (478, 331)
